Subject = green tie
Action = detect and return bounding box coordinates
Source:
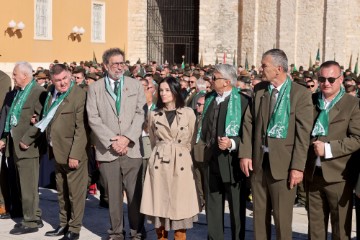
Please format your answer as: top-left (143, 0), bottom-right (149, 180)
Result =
top-left (114, 81), bottom-right (119, 95)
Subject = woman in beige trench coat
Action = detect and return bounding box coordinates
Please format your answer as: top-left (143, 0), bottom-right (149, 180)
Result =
top-left (140, 77), bottom-right (200, 240)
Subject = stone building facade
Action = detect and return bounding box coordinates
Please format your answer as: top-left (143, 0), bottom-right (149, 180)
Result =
top-left (129, 0), bottom-right (360, 69)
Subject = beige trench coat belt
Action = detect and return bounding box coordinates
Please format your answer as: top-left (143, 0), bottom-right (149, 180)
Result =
top-left (155, 140), bottom-right (188, 164)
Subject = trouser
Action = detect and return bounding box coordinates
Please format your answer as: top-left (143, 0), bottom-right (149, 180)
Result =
top-left (307, 168), bottom-right (353, 240)
top-left (14, 155), bottom-right (42, 228)
top-left (193, 160), bottom-right (206, 208)
top-left (0, 152), bottom-right (8, 210)
top-left (251, 154), bottom-right (296, 240)
top-left (99, 156), bottom-right (145, 239)
top-left (55, 159), bottom-right (88, 234)
top-left (205, 166), bottom-right (245, 240)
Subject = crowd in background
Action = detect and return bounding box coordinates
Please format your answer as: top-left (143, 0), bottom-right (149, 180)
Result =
top-left (0, 47), bottom-right (360, 240)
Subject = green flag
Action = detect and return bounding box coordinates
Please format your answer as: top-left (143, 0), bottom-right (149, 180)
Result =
top-left (349, 54), bottom-right (353, 70)
top-left (316, 48), bottom-right (320, 61)
top-left (181, 60), bottom-right (185, 69)
top-left (355, 55), bottom-right (359, 75)
top-left (215, 55), bottom-right (218, 65)
top-left (309, 53), bottom-right (312, 70)
top-left (93, 51), bottom-right (97, 64)
top-left (245, 52), bottom-right (249, 70)
top-left (233, 50), bottom-right (236, 67)
top-left (292, 64), bottom-right (298, 73)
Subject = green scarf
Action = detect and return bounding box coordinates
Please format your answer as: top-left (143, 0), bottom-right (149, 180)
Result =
top-left (105, 75), bottom-right (124, 116)
top-left (311, 86), bottom-right (345, 137)
top-left (267, 77), bottom-right (292, 138)
top-left (43, 81), bottom-right (75, 117)
top-left (4, 79), bottom-right (37, 133)
top-left (35, 81), bottom-right (75, 132)
top-left (197, 87), bottom-right (242, 143)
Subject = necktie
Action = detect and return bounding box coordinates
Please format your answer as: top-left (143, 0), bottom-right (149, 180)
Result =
top-left (114, 81), bottom-right (119, 95)
top-left (269, 88), bottom-right (278, 119)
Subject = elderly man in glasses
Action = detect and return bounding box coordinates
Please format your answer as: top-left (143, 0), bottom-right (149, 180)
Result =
top-left (305, 60), bottom-right (360, 239)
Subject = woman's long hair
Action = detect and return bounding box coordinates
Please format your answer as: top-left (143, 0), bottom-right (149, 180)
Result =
top-left (156, 76), bottom-right (185, 110)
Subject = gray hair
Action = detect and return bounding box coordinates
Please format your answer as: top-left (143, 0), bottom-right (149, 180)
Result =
top-left (196, 78), bottom-right (207, 91)
top-left (262, 49), bottom-right (288, 72)
top-left (102, 48), bottom-right (125, 65)
top-left (214, 64), bottom-right (237, 86)
top-left (15, 61), bottom-right (33, 78)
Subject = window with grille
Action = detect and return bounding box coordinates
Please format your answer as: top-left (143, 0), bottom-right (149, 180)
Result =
top-left (92, 1), bottom-right (105, 42)
top-left (34, 0), bottom-right (52, 40)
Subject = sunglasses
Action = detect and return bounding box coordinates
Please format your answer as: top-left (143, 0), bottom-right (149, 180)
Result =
top-left (196, 103), bottom-right (204, 106)
top-left (318, 74), bottom-right (341, 84)
top-left (306, 85), bottom-right (315, 88)
top-left (212, 75), bottom-right (225, 81)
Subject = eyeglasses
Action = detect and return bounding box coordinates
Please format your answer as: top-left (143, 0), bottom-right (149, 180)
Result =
top-left (318, 74), bottom-right (342, 84)
top-left (212, 75), bottom-right (225, 81)
top-left (147, 86), bottom-right (154, 90)
top-left (110, 62), bottom-right (125, 68)
top-left (74, 76), bottom-right (83, 79)
top-left (196, 103), bottom-right (204, 106)
top-left (306, 85), bottom-right (315, 88)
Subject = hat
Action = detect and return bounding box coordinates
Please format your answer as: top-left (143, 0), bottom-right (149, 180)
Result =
top-left (36, 72), bottom-right (48, 79)
top-left (95, 72), bottom-right (103, 78)
top-left (145, 66), bottom-right (153, 74)
top-left (344, 75), bottom-right (357, 82)
top-left (86, 73), bottom-right (98, 81)
top-left (303, 71), bottom-right (313, 80)
top-left (73, 66), bottom-right (85, 74)
top-left (238, 76), bottom-right (251, 84)
top-left (183, 71), bottom-right (191, 77)
top-left (239, 70), bottom-right (250, 77)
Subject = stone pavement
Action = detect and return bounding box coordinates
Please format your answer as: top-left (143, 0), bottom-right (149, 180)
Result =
top-left (0, 188), bottom-right (357, 239)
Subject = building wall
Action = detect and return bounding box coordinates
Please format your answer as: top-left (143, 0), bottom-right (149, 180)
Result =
top-left (0, 0), bottom-right (128, 73)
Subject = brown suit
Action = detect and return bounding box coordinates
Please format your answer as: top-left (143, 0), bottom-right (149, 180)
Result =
top-left (45, 84), bottom-right (88, 234)
top-left (249, 81), bottom-right (313, 239)
top-left (305, 93), bottom-right (360, 239)
top-left (3, 83), bottom-right (47, 228)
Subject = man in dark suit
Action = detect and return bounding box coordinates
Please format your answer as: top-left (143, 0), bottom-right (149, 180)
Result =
top-left (201, 64), bottom-right (252, 240)
top-left (3, 62), bottom-right (47, 235)
top-left (40, 64), bottom-right (88, 240)
top-left (305, 61), bottom-right (360, 239)
top-left (0, 69), bottom-right (11, 218)
top-left (240, 49), bottom-right (313, 239)
top-left (87, 48), bottom-right (145, 240)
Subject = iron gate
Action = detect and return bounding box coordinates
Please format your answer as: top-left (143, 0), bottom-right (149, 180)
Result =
top-left (147, 0), bottom-right (199, 65)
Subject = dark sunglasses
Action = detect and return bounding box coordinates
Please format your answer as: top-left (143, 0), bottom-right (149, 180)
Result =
top-left (306, 85), bottom-right (315, 88)
top-left (318, 74), bottom-right (341, 84)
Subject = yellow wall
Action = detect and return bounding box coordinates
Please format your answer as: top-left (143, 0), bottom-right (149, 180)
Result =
top-left (0, 0), bottom-right (128, 64)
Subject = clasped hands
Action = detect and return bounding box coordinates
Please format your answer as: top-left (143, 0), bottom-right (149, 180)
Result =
top-left (111, 135), bottom-right (130, 156)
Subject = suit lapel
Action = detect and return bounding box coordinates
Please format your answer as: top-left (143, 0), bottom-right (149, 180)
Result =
top-left (260, 88), bottom-right (270, 134)
top-left (329, 100), bottom-right (341, 124)
top-left (51, 97), bottom-right (69, 123)
top-left (104, 80), bottom-right (118, 116)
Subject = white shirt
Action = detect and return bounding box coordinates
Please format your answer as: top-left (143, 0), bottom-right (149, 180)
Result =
top-left (108, 77), bottom-right (121, 92)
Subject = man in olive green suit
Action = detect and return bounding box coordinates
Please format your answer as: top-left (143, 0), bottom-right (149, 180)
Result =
top-left (240, 49), bottom-right (313, 239)
top-left (4, 62), bottom-right (47, 235)
top-left (201, 64), bottom-right (252, 240)
top-left (39, 64), bottom-right (88, 240)
top-left (305, 61), bottom-right (360, 239)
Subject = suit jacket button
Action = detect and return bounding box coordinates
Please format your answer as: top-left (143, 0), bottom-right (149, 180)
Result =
top-left (180, 167), bottom-right (184, 171)
top-left (155, 166), bottom-right (158, 169)
top-left (155, 127), bottom-right (158, 130)
top-left (180, 127), bottom-right (184, 130)
top-left (179, 153), bottom-right (182, 157)
top-left (178, 140), bottom-right (181, 143)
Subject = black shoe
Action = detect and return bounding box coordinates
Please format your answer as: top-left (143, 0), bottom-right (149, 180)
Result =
top-left (9, 225), bottom-right (38, 235)
top-left (14, 219), bottom-right (44, 228)
top-left (45, 225), bottom-right (68, 236)
top-left (59, 231), bottom-right (79, 240)
top-left (0, 212), bottom-right (11, 219)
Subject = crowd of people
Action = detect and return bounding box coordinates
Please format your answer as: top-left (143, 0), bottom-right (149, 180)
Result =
top-left (0, 47), bottom-right (360, 240)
